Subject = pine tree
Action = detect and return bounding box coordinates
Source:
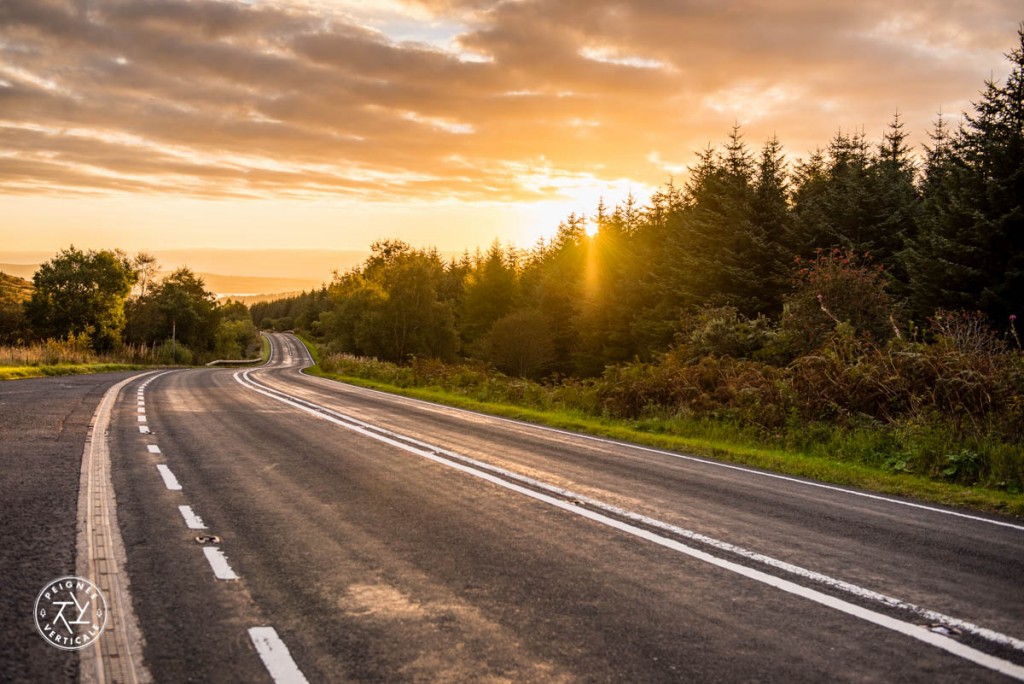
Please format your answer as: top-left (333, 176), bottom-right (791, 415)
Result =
top-left (906, 27), bottom-right (1024, 322)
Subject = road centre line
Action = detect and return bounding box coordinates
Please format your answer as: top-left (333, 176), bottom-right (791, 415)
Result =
top-left (305, 366), bottom-right (1024, 534)
top-left (178, 505), bottom-right (207, 530)
top-left (139, 426), bottom-right (150, 434)
top-left (156, 464), bottom-right (182, 491)
top-left (249, 626), bottom-right (309, 684)
top-left (147, 444), bottom-right (161, 454)
top-left (235, 369), bottom-right (1024, 676)
top-left (137, 415), bottom-right (147, 422)
top-left (203, 546), bottom-right (239, 580)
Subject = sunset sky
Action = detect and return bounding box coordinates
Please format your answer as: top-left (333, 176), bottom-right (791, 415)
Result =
top-left (1, 0), bottom-right (1021, 266)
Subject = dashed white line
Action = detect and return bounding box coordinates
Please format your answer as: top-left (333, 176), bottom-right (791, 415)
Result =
top-left (139, 426), bottom-right (150, 434)
top-left (177, 505), bottom-right (207, 530)
top-left (249, 626), bottom-right (309, 684)
top-left (137, 415), bottom-right (147, 423)
top-left (203, 546), bottom-right (239, 580)
top-left (146, 444), bottom-right (161, 454)
top-left (155, 464), bottom-right (181, 491)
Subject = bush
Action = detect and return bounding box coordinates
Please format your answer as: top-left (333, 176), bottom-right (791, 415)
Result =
top-left (678, 305), bottom-right (776, 360)
top-left (780, 248), bottom-right (899, 357)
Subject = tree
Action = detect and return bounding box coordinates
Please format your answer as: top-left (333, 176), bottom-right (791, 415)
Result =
top-left (0, 272), bottom-right (32, 344)
top-left (322, 241), bottom-right (459, 362)
top-left (25, 246), bottom-right (137, 350)
top-left (659, 127), bottom-right (784, 317)
top-left (150, 268), bottom-right (220, 352)
top-left (482, 309), bottom-right (555, 378)
top-left (460, 241), bottom-right (517, 346)
top-left (905, 27), bottom-right (1024, 323)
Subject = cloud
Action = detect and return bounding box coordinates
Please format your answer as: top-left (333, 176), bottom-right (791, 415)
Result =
top-left (0, 0), bottom-right (1019, 203)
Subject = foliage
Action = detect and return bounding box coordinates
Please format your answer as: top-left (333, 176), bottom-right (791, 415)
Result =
top-left (903, 28), bottom-right (1024, 323)
top-left (779, 248), bottom-right (899, 356)
top-left (25, 246), bottom-right (137, 350)
top-left (480, 309), bottom-right (556, 379)
top-left (0, 272), bottom-right (32, 344)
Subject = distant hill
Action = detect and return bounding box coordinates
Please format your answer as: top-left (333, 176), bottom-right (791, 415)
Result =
top-left (0, 264), bottom-right (36, 281)
top-left (223, 291), bottom-right (307, 305)
top-left (0, 248), bottom-right (360, 297)
top-left (190, 273), bottom-right (324, 297)
top-left (0, 263), bottom-right (323, 298)
top-left (0, 271), bottom-right (33, 303)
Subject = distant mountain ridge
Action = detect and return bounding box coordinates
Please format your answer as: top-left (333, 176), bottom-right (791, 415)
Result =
top-left (0, 263), bottom-right (325, 298)
top-left (0, 248), bottom-right (374, 297)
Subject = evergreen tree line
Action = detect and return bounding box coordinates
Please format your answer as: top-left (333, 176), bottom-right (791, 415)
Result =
top-left (258, 29), bottom-right (1023, 380)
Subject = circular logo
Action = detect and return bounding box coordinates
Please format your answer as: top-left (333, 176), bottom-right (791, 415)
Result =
top-left (34, 576), bottom-right (108, 650)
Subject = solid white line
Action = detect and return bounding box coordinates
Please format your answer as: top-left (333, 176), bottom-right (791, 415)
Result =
top-left (138, 426), bottom-right (150, 434)
top-left (295, 353), bottom-right (1024, 533)
top-left (178, 505), bottom-right (207, 530)
top-left (203, 547), bottom-right (239, 580)
top-left (146, 444), bottom-right (161, 454)
top-left (249, 626), bottom-right (309, 684)
top-left (235, 370), bottom-right (1024, 677)
top-left (155, 464), bottom-right (181, 491)
top-left (77, 371), bottom-right (158, 684)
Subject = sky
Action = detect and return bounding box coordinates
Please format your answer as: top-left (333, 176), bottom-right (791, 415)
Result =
top-left (1, 0), bottom-right (1021, 268)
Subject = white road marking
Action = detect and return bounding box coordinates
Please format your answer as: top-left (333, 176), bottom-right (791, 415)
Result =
top-left (146, 444), bottom-right (161, 454)
top-left (300, 354), bottom-right (1024, 533)
top-left (236, 369), bottom-right (1024, 678)
top-left (249, 626), bottom-right (309, 684)
top-left (137, 406), bottom-right (145, 413)
top-left (203, 547), bottom-right (239, 580)
top-left (77, 372), bottom-right (158, 684)
top-left (155, 464), bottom-right (181, 491)
top-left (137, 415), bottom-right (147, 423)
top-left (178, 505), bottom-right (207, 530)
top-left (139, 426), bottom-right (150, 434)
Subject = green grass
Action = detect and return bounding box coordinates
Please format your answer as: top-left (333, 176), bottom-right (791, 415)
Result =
top-left (0, 363), bottom-right (148, 381)
top-left (295, 339), bottom-right (1024, 518)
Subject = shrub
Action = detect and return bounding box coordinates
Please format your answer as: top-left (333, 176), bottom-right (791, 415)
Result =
top-left (780, 248), bottom-right (899, 356)
top-left (678, 305), bottom-right (776, 360)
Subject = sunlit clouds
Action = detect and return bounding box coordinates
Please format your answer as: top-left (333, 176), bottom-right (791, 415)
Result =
top-left (0, 0), bottom-right (1020, 251)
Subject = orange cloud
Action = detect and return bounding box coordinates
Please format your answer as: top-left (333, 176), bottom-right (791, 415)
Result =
top-left (0, 0), bottom-right (1019, 205)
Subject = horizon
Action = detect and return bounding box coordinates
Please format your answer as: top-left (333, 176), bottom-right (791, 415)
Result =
top-left (1, 2), bottom-right (1021, 257)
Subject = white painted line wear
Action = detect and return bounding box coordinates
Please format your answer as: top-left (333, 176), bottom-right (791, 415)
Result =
top-left (155, 464), bottom-right (182, 491)
top-left (249, 627), bottom-right (310, 684)
top-left (203, 547), bottom-right (239, 580)
top-left (177, 505), bottom-right (208, 530)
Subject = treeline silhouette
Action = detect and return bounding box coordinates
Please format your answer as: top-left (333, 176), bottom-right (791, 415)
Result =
top-left (253, 29), bottom-right (1024, 489)
top-left (256, 29), bottom-right (1022, 371)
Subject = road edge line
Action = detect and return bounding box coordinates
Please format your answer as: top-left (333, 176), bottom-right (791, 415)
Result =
top-left (77, 372), bottom-right (158, 684)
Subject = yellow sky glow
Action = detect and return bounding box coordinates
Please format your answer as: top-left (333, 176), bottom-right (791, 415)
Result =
top-left (0, 0), bottom-right (1020, 275)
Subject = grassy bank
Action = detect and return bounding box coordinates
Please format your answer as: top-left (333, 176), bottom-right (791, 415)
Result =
top-left (0, 363), bottom-right (148, 381)
top-left (296, 339), bottom-right (1024, 517)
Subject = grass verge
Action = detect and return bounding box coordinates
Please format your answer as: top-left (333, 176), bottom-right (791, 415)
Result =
top-left (0, 363), bottom-right (148, 381)
top-left (294, 339), bottom-right (1024, 518)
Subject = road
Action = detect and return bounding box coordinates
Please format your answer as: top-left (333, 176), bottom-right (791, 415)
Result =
top-left (3, 331), bottom-right (1024, 682)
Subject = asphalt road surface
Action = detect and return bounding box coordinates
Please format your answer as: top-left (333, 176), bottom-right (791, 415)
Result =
top-left (2, 332), bottom-right (1023, 682)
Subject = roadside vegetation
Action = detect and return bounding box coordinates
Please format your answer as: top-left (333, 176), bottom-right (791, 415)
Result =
top-left (261, 33), bottom-right (1024, 515)
top-left (1, 251), bottom-right (261, 379)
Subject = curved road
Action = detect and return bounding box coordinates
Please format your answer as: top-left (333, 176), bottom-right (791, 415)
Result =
top-left (3, 332), bottom-right (1024, 681)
